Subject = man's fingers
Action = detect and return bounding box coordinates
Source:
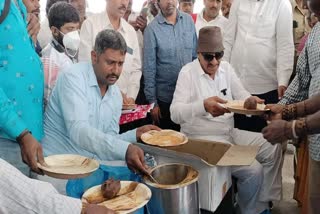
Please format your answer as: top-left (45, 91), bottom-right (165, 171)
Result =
top-left (133, 149), bottom-right (149, 175)
top-left (135, 159), bottom-right (149, 175)
top-left (215, 104), bottom-right (228, 113)
top-left (152, 113), bottom-right (160, 125)
top-left (136, 19), bottom-right (146, 26)
top-left (266, 104), bottom-right (275, 109)
top-left (257, 98), bottom-right (265, 104)
top-left (37, 146), bottom-right (46, 166)
top-left (215, 97), bottom-right (227, 104)
top-left (21, 149), bottom-right (28, 165)
top-left (29, 152), bottom-right (41, 173)
top-left (149, 125), bottom-right (161, 131)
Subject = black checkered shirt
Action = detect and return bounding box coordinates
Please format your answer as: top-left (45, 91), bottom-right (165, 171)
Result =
top-left (280, 23), bottom-right (320, 161)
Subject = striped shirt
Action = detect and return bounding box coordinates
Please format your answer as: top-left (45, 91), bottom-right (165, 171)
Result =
top-left (280, 22), bottom-right (320, 161)
top-left (0, 158), bottom-right (81, 214)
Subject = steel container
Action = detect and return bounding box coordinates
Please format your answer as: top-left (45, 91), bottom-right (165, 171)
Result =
top-left (144, 163), bottom-right (200, 214)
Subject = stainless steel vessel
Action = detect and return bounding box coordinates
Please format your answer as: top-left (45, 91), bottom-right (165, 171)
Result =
top-left (144, 163), bottom-right (200, 214)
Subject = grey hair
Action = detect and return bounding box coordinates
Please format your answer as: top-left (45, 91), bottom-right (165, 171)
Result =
top-left (94, 29), bottom-right (127, 55)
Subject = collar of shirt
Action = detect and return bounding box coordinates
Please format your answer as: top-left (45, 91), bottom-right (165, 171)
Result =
top-left (195, 59), bottom-right (225, 79)
top-left (198, 9), bottom-right (226, 24)
top-left (291, 0), bottom-right (305, 15)
top-left (51, 38), bottom-right (65, 53)
top-left (87, 64), bottom-right (99, 87)
top-left (87, 63), bottom-right (117, 97)
top-left (157, 9), bottom-right (183, 25)
top-left (103, 11), bottom-right (126, 34)
top-left (248, 0), bottom-right (265, 2)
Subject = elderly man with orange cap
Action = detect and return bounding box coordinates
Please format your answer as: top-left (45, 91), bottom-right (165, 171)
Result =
top-left (170, 26), bottom-right (282, 214)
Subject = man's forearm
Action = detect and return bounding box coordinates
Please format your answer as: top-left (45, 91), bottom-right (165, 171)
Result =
top-left (305, 110), bottom-right (320, 135)
top-left (296, 94), bottom-right (320, 117)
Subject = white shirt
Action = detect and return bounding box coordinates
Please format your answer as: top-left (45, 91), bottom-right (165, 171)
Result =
top-left (41, 42), bottom-right (74, 107)
top-left (195, 10), bottom-right (229, 36)
top-left (223, 0), bottom-right (294, 94)
top-left (78, 12), bottom-right (142, 100)
top-left (0, 158), bottom-right (81, 214)
top-left (170, 59), bottom-right (250, 138)
top-left (38, 17), bottom-right (52, 49)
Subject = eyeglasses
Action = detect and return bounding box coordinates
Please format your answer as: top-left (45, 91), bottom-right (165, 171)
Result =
top-left (201, 51), bottom-right (224, 62)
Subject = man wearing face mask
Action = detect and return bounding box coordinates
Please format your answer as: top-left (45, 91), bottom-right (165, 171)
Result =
top-left (41, 2), bottom-right (80, 107)
top-left (79, 0), bottom-right (142, 105)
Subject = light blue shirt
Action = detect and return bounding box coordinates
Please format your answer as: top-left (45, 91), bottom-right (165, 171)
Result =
top-left (143, 10), bottom-right (197, 105)
top-left (0, 0), bottom-right (44, 141)
top-left (42, 62), bottom-right (136, 161)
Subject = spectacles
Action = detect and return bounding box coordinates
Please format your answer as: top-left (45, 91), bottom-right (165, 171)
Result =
top-left (201, 51), bottom-right (224, 62)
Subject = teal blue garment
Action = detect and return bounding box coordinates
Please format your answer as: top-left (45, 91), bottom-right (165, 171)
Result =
top-left (0, 0), bottom-right (44, 141)
top-left (42, 62), bottom-right (134, 161)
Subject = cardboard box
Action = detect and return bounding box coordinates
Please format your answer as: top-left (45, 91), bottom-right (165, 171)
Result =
top-left (135, 139), bottom-right (259, 212)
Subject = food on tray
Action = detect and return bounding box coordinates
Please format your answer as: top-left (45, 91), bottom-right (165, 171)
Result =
top-left (82, 181), bottom-right (151, 213)
top-left (98, 191), bottom-right (137, 211)
top-left (101, 178), bottom-right (121, 200)
top-left (141, 130), bottom-right (188, 147)
top-left (148, 135), bottom-right (182, 146)
top-left (243, 98), bottom-right (257, 110)
top-left (84, 178), bottom-right (121, 204)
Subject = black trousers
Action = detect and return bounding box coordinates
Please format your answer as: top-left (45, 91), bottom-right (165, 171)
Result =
top-left (157, 100), bottom-right (180, 131)
top-left (234, 89), bottom-right (279, 133)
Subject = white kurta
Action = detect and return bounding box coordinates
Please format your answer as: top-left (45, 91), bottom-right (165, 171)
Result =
top-left (41, 43), bottom-right (74, 107)
top-left (171, 59), bottom-right (283, 212)
top-left (78, 12), bottom-right (142, 100)
top-left (170, 59), bottom-right (250, 139)
top-left (223, 0), bottom-right (294, 94)
top-left (195, 10), bottom-right (229, 36)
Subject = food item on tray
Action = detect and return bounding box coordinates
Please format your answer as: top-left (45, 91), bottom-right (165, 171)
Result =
top-left (243, 98), bottom-right (257, 110)
top-left (84, 178), bottom-right (121, 204)
top-left (101, 178), bottom-right (121, 200)
top-left (148, 135), bottom-right (182, 146)
top-left (98, 191), bottom-right (137, 211)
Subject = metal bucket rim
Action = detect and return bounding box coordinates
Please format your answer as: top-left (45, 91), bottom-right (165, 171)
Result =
top-left (143, 163), bottom-right (199, 189)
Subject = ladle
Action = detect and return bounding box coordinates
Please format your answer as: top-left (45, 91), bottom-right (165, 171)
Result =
top-left (146, 173), bottom-right (159, 184)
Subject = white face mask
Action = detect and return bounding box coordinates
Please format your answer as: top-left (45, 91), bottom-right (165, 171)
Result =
top-left (61, 30), bottom-right (80, 58)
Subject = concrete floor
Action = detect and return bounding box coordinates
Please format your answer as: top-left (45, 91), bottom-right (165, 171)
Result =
top-left (272, 152), bottom-right (300, 214)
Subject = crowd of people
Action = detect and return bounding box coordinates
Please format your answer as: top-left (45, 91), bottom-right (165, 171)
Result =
top-left (0, 0), bottom-right (320, 213)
